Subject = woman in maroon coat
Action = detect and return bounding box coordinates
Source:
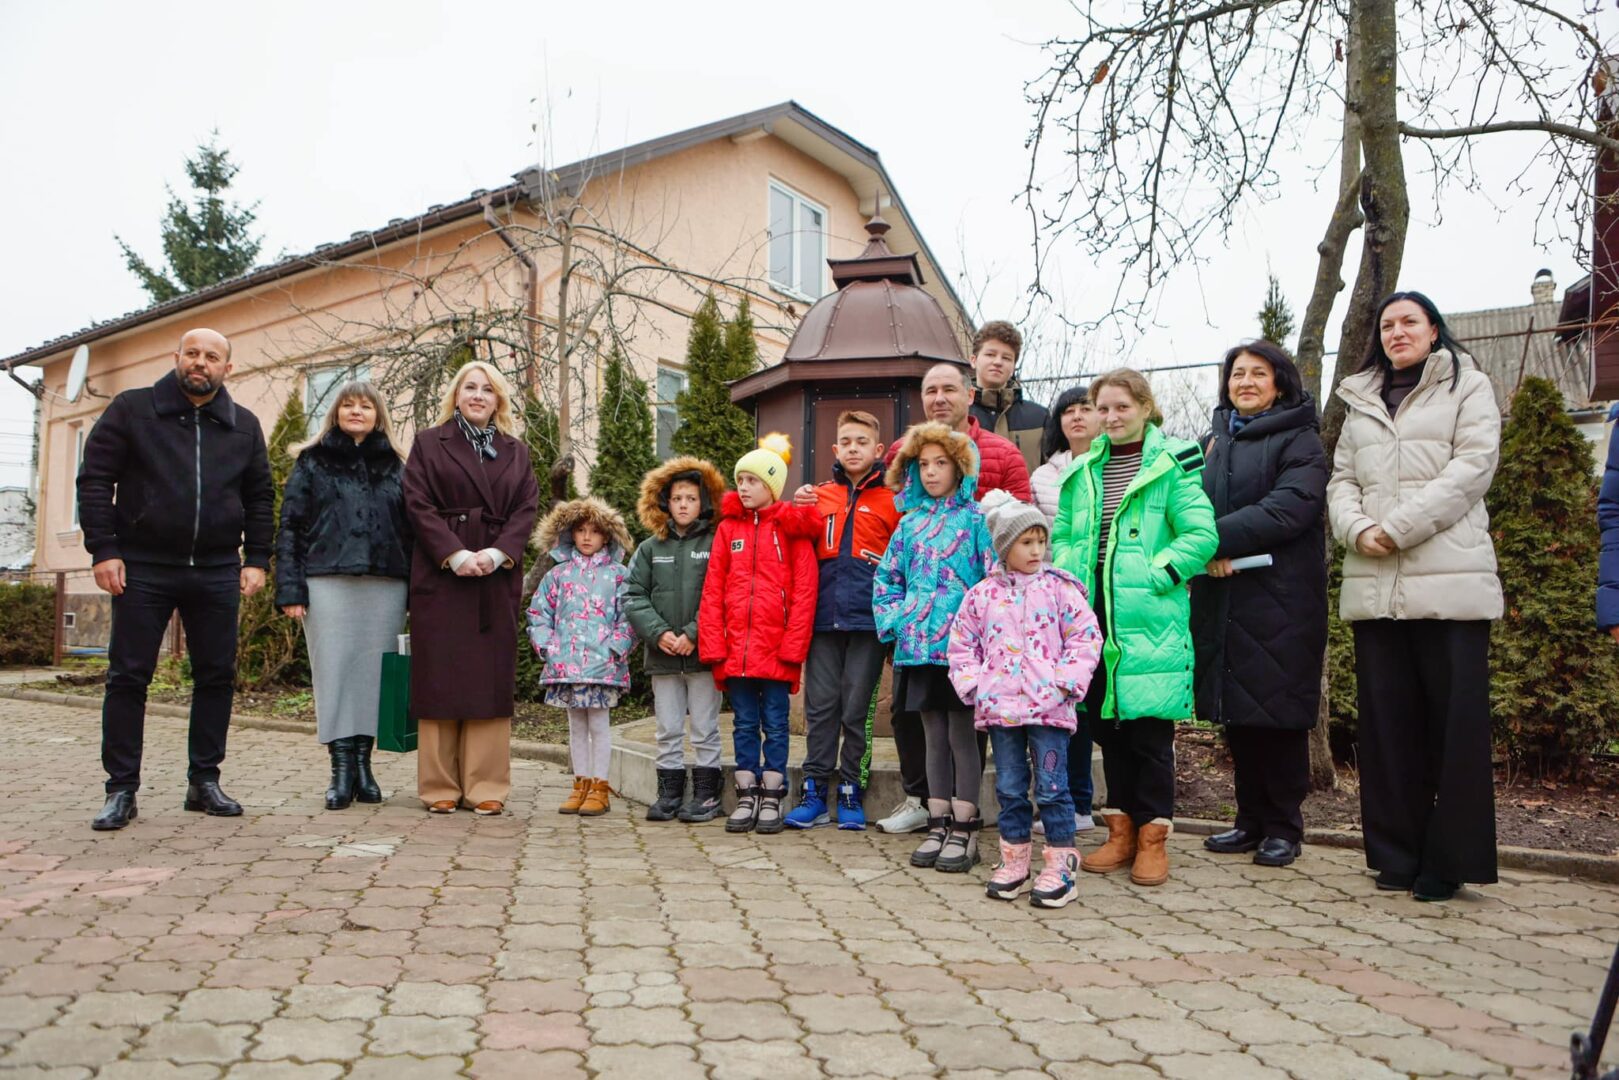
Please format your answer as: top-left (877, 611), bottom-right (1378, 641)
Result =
top-left (403, 361), bottom-right (540, 814)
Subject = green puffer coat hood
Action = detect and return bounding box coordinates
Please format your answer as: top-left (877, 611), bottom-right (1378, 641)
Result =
top-left (1052, 423), bottom-right (1219, 721)
top-left (622, 457), bottom-right (728, 675)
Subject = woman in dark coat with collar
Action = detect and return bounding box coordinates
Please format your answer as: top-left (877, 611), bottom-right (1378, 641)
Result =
top-left (1191, 340), bottom-right (1329, 868)
top-left (403, 361), bottom-right (541, 815)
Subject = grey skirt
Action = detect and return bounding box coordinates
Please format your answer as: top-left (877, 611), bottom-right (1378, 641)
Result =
top-left (304, 575), bottom-right (408, 742)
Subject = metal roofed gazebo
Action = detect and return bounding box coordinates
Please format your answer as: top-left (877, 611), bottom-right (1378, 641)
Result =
top-left (729, 214), bottom-right (967, 488)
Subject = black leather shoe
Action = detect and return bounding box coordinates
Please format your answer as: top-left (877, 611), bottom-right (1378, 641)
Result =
top-left (352, 736), bottom-right (383, 804)
top-left (1203, 827), bottom-right (1261, 854)
top-left (92, 791), bottom-right (138, 831)
top-left (1413, 876), bottom-right (1459, 902)
top-left (1374, 868), bottom-right (1415, 891)
top-left (184, 781), bottom-right (243, 816)
top-left (325, 739), bottom-right (357, 811)
top-left (1253, 837), bottom-right (1302, 867)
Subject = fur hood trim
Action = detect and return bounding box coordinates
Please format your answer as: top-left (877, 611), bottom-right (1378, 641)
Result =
top-left (636, 457), bottom-right (729, 540)
top-left (535, 497), bottom-right (634, 562)
top-left (884, 421), bottom-right (979, 491)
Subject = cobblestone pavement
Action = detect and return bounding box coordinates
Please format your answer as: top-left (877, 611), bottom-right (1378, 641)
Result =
top-left (1, 699), bottom-right (1616, 1079)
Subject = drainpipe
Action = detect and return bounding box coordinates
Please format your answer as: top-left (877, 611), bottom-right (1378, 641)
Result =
top-left (480, 196), bottom-right (539, 394)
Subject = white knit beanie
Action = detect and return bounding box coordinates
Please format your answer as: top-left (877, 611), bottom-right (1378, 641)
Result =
top-left (980, 489), bottom-right (1048, 565)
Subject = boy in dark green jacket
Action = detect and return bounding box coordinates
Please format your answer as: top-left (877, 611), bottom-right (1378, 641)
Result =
top-left (625, 457), bottom-right (729, 822)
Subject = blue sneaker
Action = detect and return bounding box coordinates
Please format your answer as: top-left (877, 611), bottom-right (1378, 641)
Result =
top-left (835, 783), bottom-right (865, 831)
top-left (784, 778), bottom-right (831, 829)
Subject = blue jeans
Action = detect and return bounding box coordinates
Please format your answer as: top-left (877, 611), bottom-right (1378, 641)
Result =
top-left (991, 725), bottom-right (1076, 845)
top-left (1068, 712), bottom-right (1094, 816)
top-left (729, 678), bottom-right (791, 776)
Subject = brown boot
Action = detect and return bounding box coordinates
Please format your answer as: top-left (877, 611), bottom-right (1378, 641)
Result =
top-left (1080, 809), bottom-right (1137, 874)
top-left (578, 778), bottom-right (611, 817)
top-left (559, 776), bottom-right (589, 814)
top-left (1130, 818), bottom-right (1173, 886)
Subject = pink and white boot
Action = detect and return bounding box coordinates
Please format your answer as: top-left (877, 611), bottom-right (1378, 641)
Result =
top-left (985, 839), bottom-right (1032, 901)
top-left (1031, 846), bottom-right (1080, 909)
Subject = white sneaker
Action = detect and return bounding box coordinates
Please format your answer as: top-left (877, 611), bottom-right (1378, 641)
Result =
top-left (1074, 813), bottom-right (1095, 832)
top-left (1032, 818), bottom-right (1045, 836)
top-left (874, 796), bottom-right (928, 834)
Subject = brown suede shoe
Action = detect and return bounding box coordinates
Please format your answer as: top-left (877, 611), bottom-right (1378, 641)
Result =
top-left (473, 801), bottom-right (504, 816)
top-left (427, 800), bottom-right (457, 814)
top-left (1080, 809), bottom-right (1137, 874)
top-left (559, 776), bottom-right (589, 815)
top-left (578, 778), bottom-right (611, 817)
top-left (1130, 818), bottom-right (1173, 886)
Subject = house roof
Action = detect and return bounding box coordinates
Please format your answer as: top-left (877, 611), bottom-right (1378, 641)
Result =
top-left (1449, 295), bottom-right (1595, 410)
top-left (3, 101), bottom-right (966, 370)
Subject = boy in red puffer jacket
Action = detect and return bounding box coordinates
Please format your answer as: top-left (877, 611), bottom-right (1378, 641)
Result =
top-left (698, 434), bottom-right (819, 836)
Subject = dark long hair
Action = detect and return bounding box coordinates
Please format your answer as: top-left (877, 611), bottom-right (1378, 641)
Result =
top-left (1358, 290), bottom-right (1463, 391)
top-left (1040, 384), bottom-right (1091, 462)
top-left (1217, 340), bottom-right (1305, 411)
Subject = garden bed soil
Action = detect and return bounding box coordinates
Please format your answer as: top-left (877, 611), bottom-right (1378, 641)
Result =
top-left (1175, 727), bottom-right (1619, 857)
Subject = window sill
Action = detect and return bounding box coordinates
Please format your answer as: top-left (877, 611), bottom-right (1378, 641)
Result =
top-left (768, 281), bottom-right (821, 306)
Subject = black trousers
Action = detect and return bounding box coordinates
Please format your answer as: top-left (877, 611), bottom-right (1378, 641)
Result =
top-left (1086, 584), bottom-right (1174, 825)
top-left (103, 562), bottom-right (241, 794)
top-left (891, 671), bottom-right (988, 801)
top-left (803, 631), bottom-right (885, 787)
top-left (1353, 618), bottom-right (1497, 884)
top-left (1227, 725), bottom-right (1310, 844)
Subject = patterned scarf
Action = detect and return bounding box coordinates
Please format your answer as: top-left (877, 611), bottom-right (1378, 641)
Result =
top-left (455, 409), bottom-right (498, 461)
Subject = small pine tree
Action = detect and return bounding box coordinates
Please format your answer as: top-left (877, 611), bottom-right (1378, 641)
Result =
top-left (117, 133), bottom-right (263, 304)
top-left (1487, 376), bottom-right (1619, 775)
top-left (1257, 275), bottom-right (1296, 351)
top-left (670, 292), bottom-right (756, 470)
top-left (236, 393), bottom-right (309, 688)
top-left (589, 347), bottom-right (658, 542)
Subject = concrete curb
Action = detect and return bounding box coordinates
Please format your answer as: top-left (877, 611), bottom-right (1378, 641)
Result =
top-left (9, 685), bottom-right (1619, 883)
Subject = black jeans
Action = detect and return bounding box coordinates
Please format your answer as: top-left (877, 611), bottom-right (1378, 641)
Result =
top-left (803, 631), bottom-right (885, 787)
top-left (103, 562), bottom-right (241, 793)
top-left (1228, 725), bottom-right (1310, 844)
top-left (1087, 584), bottom-right (1174, 825)
top-left (1353, 619), bottom-right (1497, 884)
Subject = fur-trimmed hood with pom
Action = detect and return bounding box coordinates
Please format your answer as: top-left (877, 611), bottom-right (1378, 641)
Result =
top-left (636, 457), bottom-right (728, 541)
top-left (526, 498), bottom-right (636, 689)
top-left (535, 497), bottom-right (634, 564)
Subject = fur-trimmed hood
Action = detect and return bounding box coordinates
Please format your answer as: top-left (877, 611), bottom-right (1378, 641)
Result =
top-left (636, 456), bottom-right (728, 540)
top-left (535, 497), bottom-right (634, 563)
top-left (885, 421), bottom-right (980, 510)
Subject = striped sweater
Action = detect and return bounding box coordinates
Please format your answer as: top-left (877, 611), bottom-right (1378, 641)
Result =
top-left (1097, 440), bottom-right (1144, 562)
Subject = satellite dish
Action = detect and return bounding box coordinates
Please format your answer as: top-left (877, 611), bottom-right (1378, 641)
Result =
top-left (65, 345), bottom-right (90, 403)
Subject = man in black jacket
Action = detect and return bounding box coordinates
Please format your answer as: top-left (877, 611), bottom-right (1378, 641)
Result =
top-left (77, 328), bottom-right (274, 830)
top-left (967, 320), bottom-right (1048, 475)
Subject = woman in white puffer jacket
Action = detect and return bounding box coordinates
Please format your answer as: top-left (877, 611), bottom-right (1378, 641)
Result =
top-left (1327, 290), bottom-right (1502, 903)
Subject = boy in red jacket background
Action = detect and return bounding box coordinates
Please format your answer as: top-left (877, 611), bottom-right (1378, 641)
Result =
top-left (698, 434), bottom-right (818, 836)
top-left (782, 411), bottom-right (900, 831)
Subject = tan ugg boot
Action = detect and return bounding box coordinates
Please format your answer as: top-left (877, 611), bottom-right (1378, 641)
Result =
top-left (578, 778), bottom-right (612, 817)
top-left (1130, 818), bottom-right (1173, 886)
top-left (1080, 809), bottom-right (1137, 874)
top-left (559, 776), bottom-right (589, 815)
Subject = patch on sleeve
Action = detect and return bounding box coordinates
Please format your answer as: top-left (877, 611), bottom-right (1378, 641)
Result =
top-left (1173, 444), bottom-right (1204, 473)
top-left (730, 539), bottom-right (746, 553)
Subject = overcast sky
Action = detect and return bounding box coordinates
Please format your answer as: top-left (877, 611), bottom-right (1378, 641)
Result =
top-left (0, 0), bottom-right (1591, 487)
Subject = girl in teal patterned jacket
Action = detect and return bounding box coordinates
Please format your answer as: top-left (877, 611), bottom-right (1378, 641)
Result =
top-left (873, 421), bottom-right (993, 872)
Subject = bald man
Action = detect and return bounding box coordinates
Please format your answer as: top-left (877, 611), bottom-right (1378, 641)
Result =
top-left (78, 328), bottom-right (274, 831)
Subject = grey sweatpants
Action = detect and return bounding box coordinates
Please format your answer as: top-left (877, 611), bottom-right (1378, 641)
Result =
top-left (922, 709), bottom-right (981, 804)
top-left (802, 630), bottom-right (885, 787)
top-left (651, 671), bottom-right (723, 770)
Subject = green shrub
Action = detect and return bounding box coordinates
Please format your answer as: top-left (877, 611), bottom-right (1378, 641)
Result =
top-left (0, 583), bottom-right (55, 665)
top-left (1325, 543), bottom-right (1358, 755)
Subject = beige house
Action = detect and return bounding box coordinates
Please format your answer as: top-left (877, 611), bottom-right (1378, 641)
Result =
top-left (2, 103), bottom-right (969, 644)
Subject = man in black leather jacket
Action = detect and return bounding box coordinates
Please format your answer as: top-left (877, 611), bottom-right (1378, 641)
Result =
top-left (77, 327), bottom-right (273, 830)
top-left (967, 320), bottom-right (1048, 475)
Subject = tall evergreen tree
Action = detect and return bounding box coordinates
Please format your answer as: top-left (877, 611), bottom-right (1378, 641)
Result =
top-left (670, 292), bottom-right (756, 469)
top-left (1487, 376), bottom-right (1619, 775)
top-left (117, 132), bottom-right (263, 304)
top-left (1257, 274), bottom-right (1296, 351)
top-left (236, 393), bottom-right (308, 688)
top-left (589, 347), bottom-right (659, 541)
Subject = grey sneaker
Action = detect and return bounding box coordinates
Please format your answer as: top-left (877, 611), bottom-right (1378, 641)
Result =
top-left (874, 796), bottom-right (928, 834)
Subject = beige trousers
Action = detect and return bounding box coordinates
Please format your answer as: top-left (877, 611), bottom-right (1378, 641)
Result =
top-left (417, 718), bottom-right (512, 806)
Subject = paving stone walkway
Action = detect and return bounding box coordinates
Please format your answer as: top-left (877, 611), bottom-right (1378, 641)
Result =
top-left (1, 698), bottom-right (1615, 1079)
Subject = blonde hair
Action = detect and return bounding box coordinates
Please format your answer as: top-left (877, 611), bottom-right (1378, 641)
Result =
top-left (434, 360), bottom-right (520, 436)
top-left (1089, 368), bottom-right (1165, 427)
top-left (292, 379), bottom-right (403, 459)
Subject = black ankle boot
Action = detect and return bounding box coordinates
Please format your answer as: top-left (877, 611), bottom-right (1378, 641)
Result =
top-left (647, 768), bottom-right (687, 821)
top-left (353, 736), bottom-right (383, 803)
top-left (680, 767), bottom-right (724, 823)
top-left (184, 781), bottom-right (242, 816)
top-left (92, 791), bottom-right (138, 831)
top-left (325, 739), bottom-right (357, 810)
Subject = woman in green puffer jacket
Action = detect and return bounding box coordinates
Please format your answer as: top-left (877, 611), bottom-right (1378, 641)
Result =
top-left (1052, 368), bottom-right (1218, 888)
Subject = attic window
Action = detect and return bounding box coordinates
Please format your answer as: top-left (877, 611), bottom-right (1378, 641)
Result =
top-left (768, 182), bottom-right (826, 300)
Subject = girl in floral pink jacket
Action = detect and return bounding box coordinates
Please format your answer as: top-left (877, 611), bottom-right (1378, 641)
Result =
top-left (948, 490), bottom-right (1102, 909)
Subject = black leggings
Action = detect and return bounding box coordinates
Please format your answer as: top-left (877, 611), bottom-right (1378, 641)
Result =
top-left (921, 709), bottom-right (981, 805)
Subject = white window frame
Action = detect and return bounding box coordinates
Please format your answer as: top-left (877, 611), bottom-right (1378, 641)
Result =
top-left (305, 363), bottom-right (372, 432)
top-left (655, 363), bottom-right (688, 460)
top-left (767, 180), bottom-right (828, 301)
top-left (71, 424), bottom-right (85, 528)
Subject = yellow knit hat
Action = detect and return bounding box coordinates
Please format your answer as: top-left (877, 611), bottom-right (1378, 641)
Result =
top-left (734, 433), bottom-right (793, 499)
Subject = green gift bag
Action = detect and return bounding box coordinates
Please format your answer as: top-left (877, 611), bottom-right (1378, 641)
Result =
top-left (377, 652), bottom-right (416, 753)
